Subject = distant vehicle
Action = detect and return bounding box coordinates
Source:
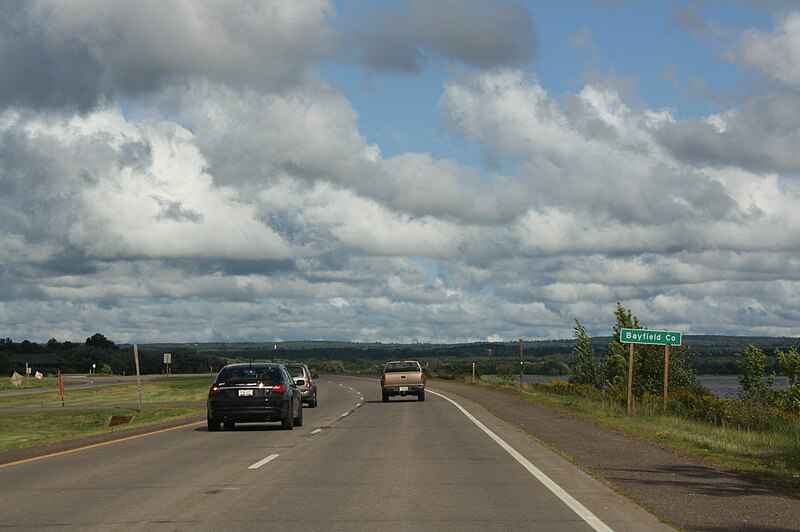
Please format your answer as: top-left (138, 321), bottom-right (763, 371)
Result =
top-left (381, 360), bottom-right (426, 402)
top-left (207, 363), bottom-right (303, 431)
top-left (285, 363), bottom-right (318, 407)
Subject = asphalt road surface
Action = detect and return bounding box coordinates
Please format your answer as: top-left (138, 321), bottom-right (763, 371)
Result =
top-left (0, 375), bottom-right (671, 531)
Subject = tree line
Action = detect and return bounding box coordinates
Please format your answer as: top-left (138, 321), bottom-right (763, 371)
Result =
top-left (0, 334), bottom-right (228, 375)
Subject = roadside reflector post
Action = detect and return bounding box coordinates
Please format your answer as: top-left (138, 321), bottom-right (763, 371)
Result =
top-left (519, 339), bottom-right (524, 390)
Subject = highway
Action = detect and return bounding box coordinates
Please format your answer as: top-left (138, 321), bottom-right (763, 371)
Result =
top-left (0, 375), bottom-right (671, 531)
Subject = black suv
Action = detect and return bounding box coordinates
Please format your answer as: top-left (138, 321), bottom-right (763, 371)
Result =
top-left (207, 363), bottom-right (303, 431)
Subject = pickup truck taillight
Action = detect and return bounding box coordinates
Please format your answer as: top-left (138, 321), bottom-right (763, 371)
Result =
top-left (420, 372), bottom-right (425, 381)
top-left (380, 374), bottom-right (385, 385)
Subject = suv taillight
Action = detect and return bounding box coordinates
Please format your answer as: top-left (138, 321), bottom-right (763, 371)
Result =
top-left (209, 384), bottom-right (221, 395)
top-left (267, 384), bottom-right (286, 393)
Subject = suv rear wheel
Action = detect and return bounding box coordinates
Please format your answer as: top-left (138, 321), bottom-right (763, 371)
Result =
top-left (207, 415), bottom-right (221, 432)
top-left (281, 403), bottom-right (295, 430)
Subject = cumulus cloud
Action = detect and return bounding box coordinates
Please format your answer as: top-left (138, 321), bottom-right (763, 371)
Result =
top-left (0, 0), bottom-right (333, 111)
top-left (0, 107), bottom-right (295, 263)
top-left (343, 0), bottom-right (537, 73)
top-left (737, 11), bottom-right (800, 89)
top-left (2, 2), bottom-right (800, 343)
top-left (440, 70), bottom-right (740, 225)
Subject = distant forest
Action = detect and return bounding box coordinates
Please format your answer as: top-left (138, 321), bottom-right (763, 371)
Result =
top-left (2, 333), bottom-right (800, 376)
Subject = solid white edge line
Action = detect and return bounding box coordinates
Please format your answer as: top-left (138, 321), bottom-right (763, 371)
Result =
top-left (248, 453), bottom-right (279, 470)
top-left (427, 389), bottom-right (613, 532)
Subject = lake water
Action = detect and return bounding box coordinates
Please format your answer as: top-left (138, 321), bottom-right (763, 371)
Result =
top-left (495, 375), bottom-right (789, 400)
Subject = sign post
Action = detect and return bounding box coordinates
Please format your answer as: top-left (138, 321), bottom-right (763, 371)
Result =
top-left (519, 339), bottom-right (524, 390)
top-left (619, 328), bottom-right (682, 416)
top-left (164, 353), bottom-right (172, 376)
top-left (133, 344), bottom-right (144, 412)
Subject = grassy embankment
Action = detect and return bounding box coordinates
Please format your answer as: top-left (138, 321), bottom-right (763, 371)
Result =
top-left (470, 377), bottom-right (800, 493)
top-left (0, 376), bottom-right (209, 453)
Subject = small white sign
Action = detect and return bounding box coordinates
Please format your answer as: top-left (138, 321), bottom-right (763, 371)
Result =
top-left (164, 353), bottom-right (172, 364)
top-left (10, 372), bottom-right (23, 387)
top-left (35, 371), bottom-right (43, 380)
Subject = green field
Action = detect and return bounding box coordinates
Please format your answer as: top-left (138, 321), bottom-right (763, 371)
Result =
top-left (0, 377), bottom-right (56, 391)
top-left (0, 376), bottom-right (208, 453)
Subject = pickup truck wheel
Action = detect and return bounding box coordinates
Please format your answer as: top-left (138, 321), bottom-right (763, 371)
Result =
top-left (382, 391), bottom-right (389, 403)
top-left (418, 390), bottom-right (425, 402)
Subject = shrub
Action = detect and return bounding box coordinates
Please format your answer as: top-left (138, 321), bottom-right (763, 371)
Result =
top-left (496, 364), bottom-right (514, 382)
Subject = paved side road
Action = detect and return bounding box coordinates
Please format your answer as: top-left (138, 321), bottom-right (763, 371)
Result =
top-left (429, 380), bottom-right (800, 531)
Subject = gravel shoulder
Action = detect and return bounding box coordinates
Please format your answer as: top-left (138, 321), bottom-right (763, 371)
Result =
top-left (430, 379), bottom-right (800, 531)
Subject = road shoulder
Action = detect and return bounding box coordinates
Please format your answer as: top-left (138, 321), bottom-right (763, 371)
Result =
top-left (429, 379), bottom-right (800, 531)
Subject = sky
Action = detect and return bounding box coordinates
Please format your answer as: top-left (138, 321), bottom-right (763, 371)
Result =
top-left (1, 0), bottom-right (800, 344)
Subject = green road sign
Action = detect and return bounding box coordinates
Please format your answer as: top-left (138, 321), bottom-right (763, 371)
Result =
top-left (619, 328), bottom-right (682, 346)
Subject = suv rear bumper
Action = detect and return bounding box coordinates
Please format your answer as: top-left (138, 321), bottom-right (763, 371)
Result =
top-left (207, 401), bottom-right (290, 422)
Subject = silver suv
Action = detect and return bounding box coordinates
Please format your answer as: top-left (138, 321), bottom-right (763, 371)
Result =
top-left (285, 363), bottom-right (318, 407)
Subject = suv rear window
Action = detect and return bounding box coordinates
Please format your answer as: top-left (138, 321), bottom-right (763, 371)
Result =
top-left (218, 366), bottom-right (282, 384)
top-left (384, 362), bottom-right (421, 372)
top-left (286, 366), bottom-right (306, 378)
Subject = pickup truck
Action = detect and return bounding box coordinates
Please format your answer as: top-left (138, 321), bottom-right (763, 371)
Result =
top-left (380, 360), bottom-right (426, 402)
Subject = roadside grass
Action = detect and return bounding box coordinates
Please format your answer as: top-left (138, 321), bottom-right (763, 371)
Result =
top-left (0, 376), bottom-right (210, 454)
top-left (0, 408), bottom-right (203, 453)
top-left (0, 376), bottom-right (210, 408)
top-left (0, 378), bottom-right (56, 391)
top-left (475, 378), bottom-right (800, 493)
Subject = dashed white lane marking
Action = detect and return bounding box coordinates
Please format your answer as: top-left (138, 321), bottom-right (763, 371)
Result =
top-left (311, 428), bottom-right (322, 435)
top-left (427, 389), bottom-right (613, 532)
top-left (340, 412), bottom-right (349, 417)
top-left (248, 453), bottom-right (279, 470)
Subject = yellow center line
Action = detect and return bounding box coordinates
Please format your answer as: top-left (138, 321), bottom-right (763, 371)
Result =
top-left (0, 420), bottom-right (206, 468)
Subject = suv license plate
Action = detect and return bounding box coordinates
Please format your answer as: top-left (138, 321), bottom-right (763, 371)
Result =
top-left (399, 386), bottom-right (408, 392)
top-left (239, 389), bottom-right (253, 396)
